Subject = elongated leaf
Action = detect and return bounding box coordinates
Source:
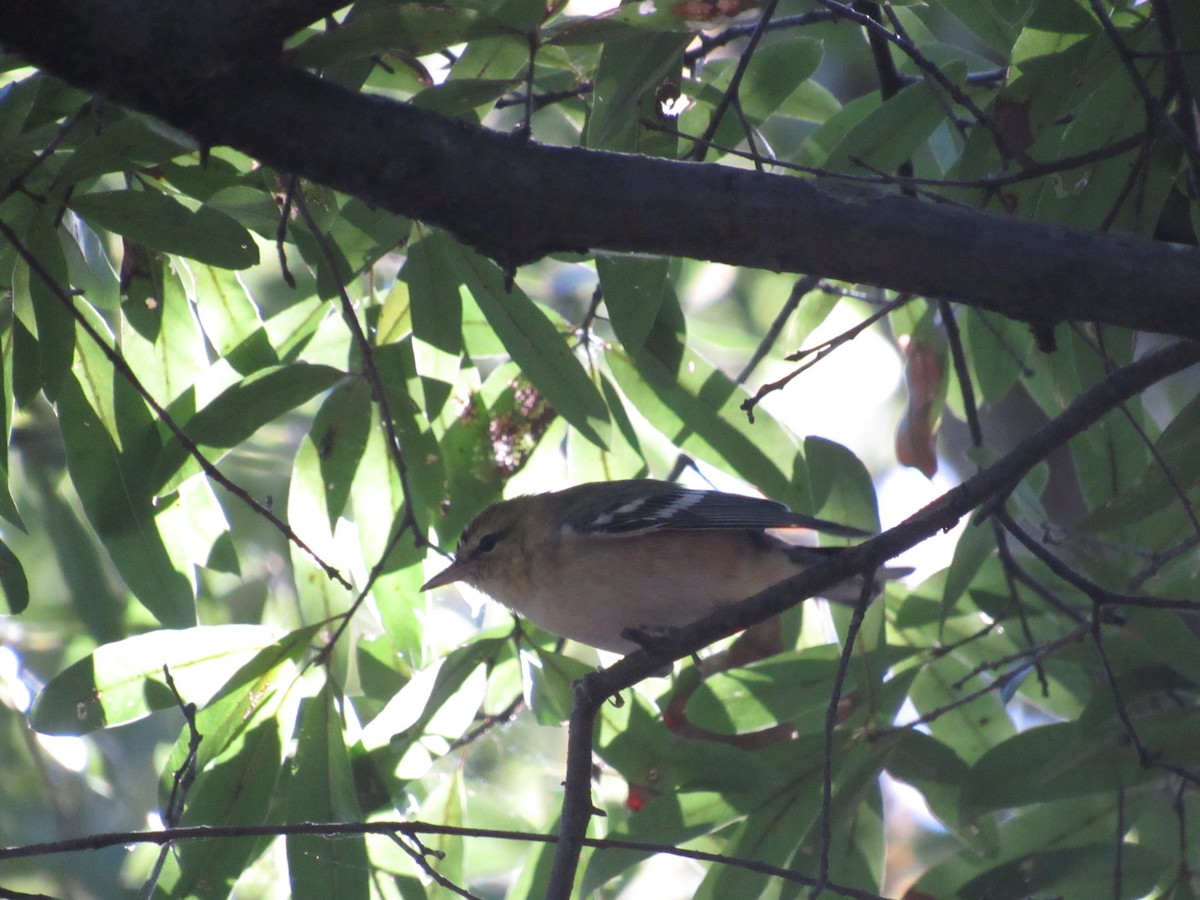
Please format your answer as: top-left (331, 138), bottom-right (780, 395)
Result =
top-left (17, 214), bottom-right (74, 398)
top-left (804, 435), bottom-right (880, 535)
top-left (585, 31), bottom-right (689, 150)
top-left (596, 254), bottom-right (666, 354)
top-left (57, 374), bottom-right (195, 627)
top-left (159, 625), bottom-right (318, 803)
top-left (70, 189), bottom-right (258, 269)
top-left (54, 114), bottom-right (193, 184)
top-left (736, 34), bottom-right (823, 121)
top-left (0, 537), bottom-right (28, 614)
top-left (310, 378), bottom-right (373, 529)
top-left (153, 363), bottom-right (345, 494)
top-left (451, 243), bottom-right (611, 448)
top-left (152, 629), bottom-right (311, 895)
top-left (119, 258), bottom-right (210, 406)
top-left (941, 519), bottom-right (996, 619)
top-left (608, 346), bottom-right (808, 509)
top-left (583, 791), bottom-right (757, 895)
top-left (287, 685), bottom-right (369, 900)
top-left (963, 708), bottom-right (1200, 818)
top-left (825, 74), bottom-right (960, 173)
top-left (292, 5), bottom-right (499, 66)
top-left (188, 263), bottom-right (275, 371)
top-left (159, 719), bottom-right (286, 899)
top-left (29, 624), bottom-right (282, 734)
top-left (405, 231), bottom-right (463, 355)
top-left (685, 645), bottom-right (842, 735)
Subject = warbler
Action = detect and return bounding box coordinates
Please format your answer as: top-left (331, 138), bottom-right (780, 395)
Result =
top-left (421, 479), bottom-right (898, 653)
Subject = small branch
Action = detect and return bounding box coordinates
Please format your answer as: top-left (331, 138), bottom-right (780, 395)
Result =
top-left (685, 12), bottom-right (836, 66)
top-left (143, 665), bottom-right (203, 899)
top-left (1147, 0), bottom-right (1200, 191)
top-left (883, 621), bottom-right (1090, 732)
top-left (546, 678), bottom-right (604, 900)
top-left (735, 275), bottom-right (820, 385)
top-left (386, 832), bottom-right (480, 900)
top-left (815, 578), bottom-right (873, 898)
top-left (740, 295), bottom-right (910, 420)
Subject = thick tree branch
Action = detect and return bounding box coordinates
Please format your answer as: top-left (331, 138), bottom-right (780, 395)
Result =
top-left (3, 0), bottom-right (1200, 337)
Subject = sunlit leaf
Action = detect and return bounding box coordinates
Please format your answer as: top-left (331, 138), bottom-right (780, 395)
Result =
top-left (30, 625), bottom-right (283, 734)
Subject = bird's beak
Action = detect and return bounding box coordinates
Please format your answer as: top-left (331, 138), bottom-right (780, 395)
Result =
top-left (421, 559), bottom-right (467, 592)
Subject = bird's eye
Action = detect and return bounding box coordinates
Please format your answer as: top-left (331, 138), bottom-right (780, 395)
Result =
top-left (476, 532), bottom-right (500, 554)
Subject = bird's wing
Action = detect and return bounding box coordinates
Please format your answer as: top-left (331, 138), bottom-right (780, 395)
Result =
top-left (567, 482), bottom-right (868, 537)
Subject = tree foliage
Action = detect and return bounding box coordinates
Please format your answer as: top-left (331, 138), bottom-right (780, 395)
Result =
top-left (1, 0), bottom-right (1200, 897)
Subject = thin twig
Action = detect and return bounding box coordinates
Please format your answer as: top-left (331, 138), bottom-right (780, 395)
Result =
top-left (815, 576), bottom-right (873, 898)
top-left (289, 189), bottom-right (425, 655)
top-left (689, 0), bottom-right (782, 162)
top-left (814, 0), bottom-right (1032, 164)
top-left (142, 665), bottom-right (203, 900)
top-left (735, 274), bottom-right (820, 385)
top-left (741, 295), bottom-right (911, 420)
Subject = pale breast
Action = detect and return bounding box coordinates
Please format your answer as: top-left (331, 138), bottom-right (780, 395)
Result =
top-left (494, 530), bottom-right (804, 652)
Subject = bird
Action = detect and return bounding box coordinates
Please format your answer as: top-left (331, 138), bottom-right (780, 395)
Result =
top-left (421, 479), bottom-right (902, 653)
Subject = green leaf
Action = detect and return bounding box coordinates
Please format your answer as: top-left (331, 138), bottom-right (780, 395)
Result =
top-left (404, 230), bottom-right (464, 356)
top-left (957, 843), bottom-right (1163, 900)
top-left (291, 4), bottom-right (499, 64)
top-left (360, 638), bottom-right (505, 784)
top-left (608, 345), bottom-right (808, 508)
top-left (938, 0), bottom-right (1023, 53)
top-left (963, 308), bottom-right (1033, 406)
top-left (585, 30), bottom-right (690, 151)
top-left (119, 259), bottom-right (210, 406)
top-left (583, 791), bottom-right (756, 895)
top-left (912, 793), bottom-right (1160, 899)
top-left (684, 644), bottom-right (842, 735)
top-left (825, 73), bottom-right (960, 173)
top-left (451, 243), bottom-right (612, 448)
top-left (941, 520), bottom-right (996, 620)
top-left (69, 190), bottom-right (258, 269)
top-left (16, 214), bottom-right (74, 399)
top-left (736, 34), bottom-right (823, 121)
top-left (159, 718), bottom-right (287, 899)
top-left (287, 684), bottom-right (370, 900)
top-left (29, 625), bottom-right (283, 734)
top-left (0, 537), bottom-right (28, 614)
top-left (909, 644), bottom-right (1016, 766)
top-left (53, 114), bottom-right (194, 185)
top-left (159, 625), bottom-right (318, 803)
top-left (961, 713), bottom-right (1191, 817)
top-left (596, 254), bottom-right (667, 354)
top-left (153, 363), bottom-right (345, 494)
top-left (878, 728), bottom-right (989, 848)
top-left (57, 373), bottom-right (195, 627)
top-left (309, 378), bottom-right (373, 529)
top-left (526, 646), bottom-right (596, 725)
top-left (188, 263), bottom-right (276, 371)
top-left (803, 435), bottom-right (881, 535)
top-left (1083, 387), bottom-right (1200, 532)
